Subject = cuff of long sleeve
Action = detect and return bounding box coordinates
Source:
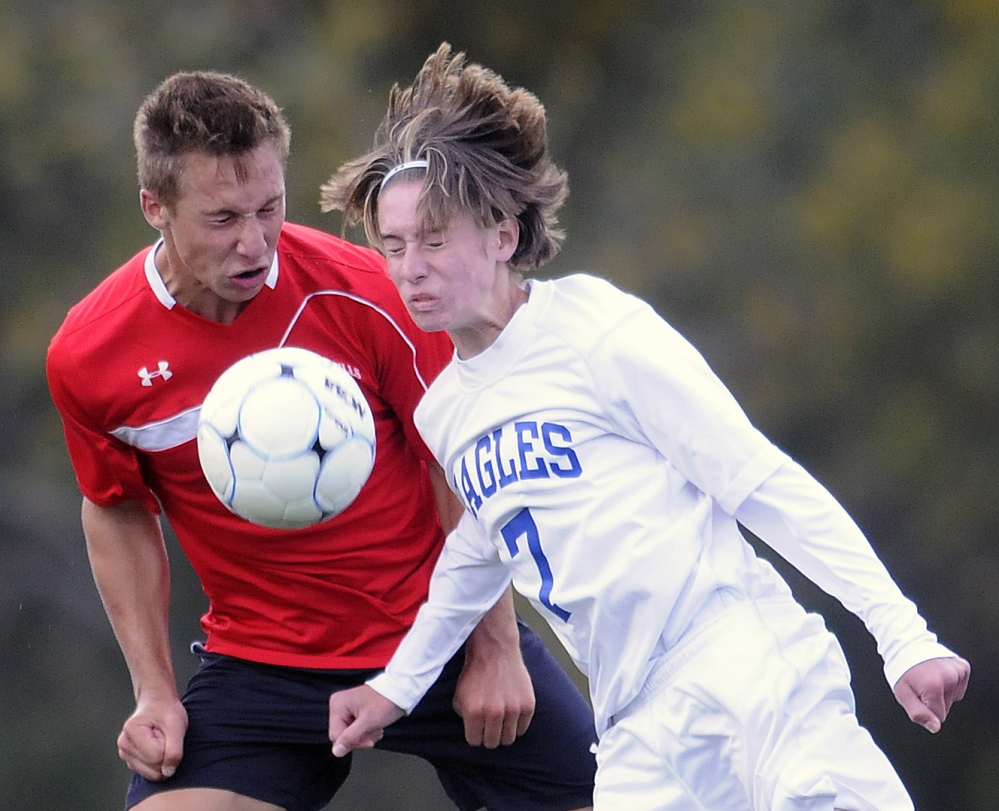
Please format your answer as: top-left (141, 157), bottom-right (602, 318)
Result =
top-left (883, 641), bottom-right (958, 689)
top-left (366, 672), bottom-right (423, 715)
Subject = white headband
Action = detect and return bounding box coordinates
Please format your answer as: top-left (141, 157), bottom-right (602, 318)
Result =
top-left (381, 159), bottom-right (429, 189)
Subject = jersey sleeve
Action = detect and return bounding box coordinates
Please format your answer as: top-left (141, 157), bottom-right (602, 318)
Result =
top-left (46, 338), bottom-right (160, 513)
top-left (734, 459), bottom-right (956, 687)
top-left (367, 512), bottom-right (512, 711)
top-left (591, 302), bottom-right (786, 514)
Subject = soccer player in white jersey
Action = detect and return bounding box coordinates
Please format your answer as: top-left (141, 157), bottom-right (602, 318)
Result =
top-left (320, 44), bottom-right (970, 810)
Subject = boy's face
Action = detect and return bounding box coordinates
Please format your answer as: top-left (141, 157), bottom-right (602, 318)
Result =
top-left (141, 142), bottom-right (286, 324)
top-left (377, 178), bottom-right (519, 358)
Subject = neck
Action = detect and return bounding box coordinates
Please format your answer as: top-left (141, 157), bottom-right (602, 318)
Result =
top-left (154, 242), bottom-right (247, 325)
top-left (452, 281), bottom-right (529, 359)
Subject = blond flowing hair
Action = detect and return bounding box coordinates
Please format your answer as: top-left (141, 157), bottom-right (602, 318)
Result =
top-left (321, 43), bottom-right (568, 270)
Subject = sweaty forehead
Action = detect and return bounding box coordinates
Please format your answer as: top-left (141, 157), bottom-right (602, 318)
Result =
top-left (377, 179), bottom-right (489, 241)
top-left (175, 149), bottom-right (285, 206)
top-left (378, 181), bottom-right (432, 230)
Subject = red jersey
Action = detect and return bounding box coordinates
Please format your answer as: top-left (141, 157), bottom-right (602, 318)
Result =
top-left (47, 223), bottom-right (454, 669)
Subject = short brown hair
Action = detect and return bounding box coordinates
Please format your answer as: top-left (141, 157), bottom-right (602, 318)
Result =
top-left (134, 71), bottom-right (291, 205)
top-left (320, 43), bottom-right (568, 271)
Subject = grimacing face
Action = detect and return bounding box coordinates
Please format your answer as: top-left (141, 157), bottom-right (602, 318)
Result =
top-left (140, 142), bottom-right (287, 324)
top-left (376, 178), bottom-right (521, 358)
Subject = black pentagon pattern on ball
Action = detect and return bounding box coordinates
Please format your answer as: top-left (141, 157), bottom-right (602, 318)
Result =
top-left (198, 346), bottom-right (377, 529)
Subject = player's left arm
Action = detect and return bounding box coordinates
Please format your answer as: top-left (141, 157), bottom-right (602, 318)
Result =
top-left (454, 587), bottom-right (535, 747)
top-left (592, 299), bottom-right (970, 731)
top-left (892, 656), bottom-right (970, 733)
top-left (427, 462), bottom-right (534, 748)
top-left (734, 459), bottom-right (970, 729)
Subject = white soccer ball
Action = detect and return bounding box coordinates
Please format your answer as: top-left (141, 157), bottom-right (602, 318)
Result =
top-left (197, 347), bottom-right (376, 529)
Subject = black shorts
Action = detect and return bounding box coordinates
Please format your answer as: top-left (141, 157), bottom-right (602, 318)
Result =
top-left (126, 622), bottom-right (596, 811)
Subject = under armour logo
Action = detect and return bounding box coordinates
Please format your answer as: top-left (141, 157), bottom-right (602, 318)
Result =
top-left (138, 361), bottom-right (173, 387)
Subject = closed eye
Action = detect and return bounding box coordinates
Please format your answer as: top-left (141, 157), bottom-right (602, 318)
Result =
top-left (381, 238), bottom-right (405, 256)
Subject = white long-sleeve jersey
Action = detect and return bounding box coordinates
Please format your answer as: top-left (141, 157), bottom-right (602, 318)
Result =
top-left (369, 274), bottom-right (953, 735)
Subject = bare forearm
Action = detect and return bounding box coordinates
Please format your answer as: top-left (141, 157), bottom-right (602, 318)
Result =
top-left (467, 586), bottom-right (520, 655)
top-left (82, 498), bottom-right (178, 701)
top-left (427, 460), bottom-right (464, 534)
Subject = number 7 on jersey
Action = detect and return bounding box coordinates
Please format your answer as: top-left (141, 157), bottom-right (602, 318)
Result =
top-left (500, 508), bottom-right (571, 622)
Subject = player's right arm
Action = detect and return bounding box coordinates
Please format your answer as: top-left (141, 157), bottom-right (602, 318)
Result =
top-left (330, 512), bottom-right (513, 759)
top-left (329, 562), bottom-right (511, 759)
top-left (82, 497), bottom-right (186, 780)
top-left (329, 684), bottom-right (406, 757)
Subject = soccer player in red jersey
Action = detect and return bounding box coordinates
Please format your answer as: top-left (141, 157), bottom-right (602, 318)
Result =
top-left (47, 71), bottom-right (596, 811)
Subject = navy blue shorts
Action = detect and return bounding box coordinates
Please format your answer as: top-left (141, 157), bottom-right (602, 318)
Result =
top-left (126, 622), bottom-right (596, 811)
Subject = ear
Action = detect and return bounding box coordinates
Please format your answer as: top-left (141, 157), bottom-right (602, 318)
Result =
top-left (140, 189), bottom-right (169, 231)
top-left (496, 217), bottom-right (520, 263)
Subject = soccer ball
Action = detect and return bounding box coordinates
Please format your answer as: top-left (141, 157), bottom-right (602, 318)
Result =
top-left (197, 347), bottom-right (376, 529)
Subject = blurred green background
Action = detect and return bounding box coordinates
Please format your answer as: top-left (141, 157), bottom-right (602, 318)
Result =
top-left (2, 1), bottom-right (995, 808)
